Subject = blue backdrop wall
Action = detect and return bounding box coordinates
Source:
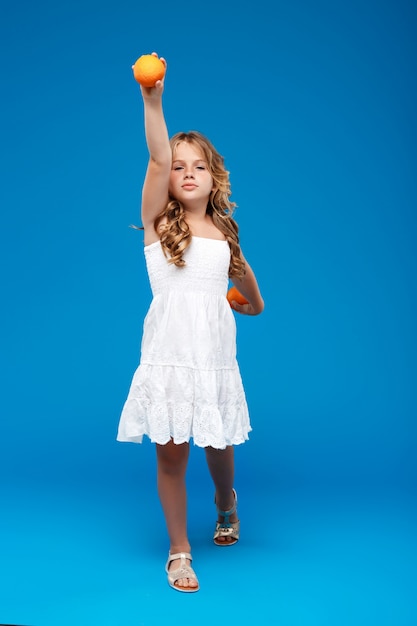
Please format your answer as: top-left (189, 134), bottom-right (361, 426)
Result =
top-left (1, 2), bottom-right (416, 624)
top-left (1, 0), bottom-right (416, 492)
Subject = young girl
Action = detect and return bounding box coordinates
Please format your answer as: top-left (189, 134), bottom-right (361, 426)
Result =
top-left (117, 54), bottom-right (264, 593)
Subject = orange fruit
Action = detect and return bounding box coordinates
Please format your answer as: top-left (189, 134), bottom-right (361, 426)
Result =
top-left (132, 54), bottom-right (165, 87)
top-left (227, 286), bottom-right (249, 306)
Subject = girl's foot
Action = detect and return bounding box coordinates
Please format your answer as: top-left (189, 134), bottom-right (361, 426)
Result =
top-left (213, 489), bottom-right (240, 546)
top-left (165, 552), bottom-right (199, 592)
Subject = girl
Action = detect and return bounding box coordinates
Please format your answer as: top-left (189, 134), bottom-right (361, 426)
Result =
top-left (117, 54), bottom-right (264, 593)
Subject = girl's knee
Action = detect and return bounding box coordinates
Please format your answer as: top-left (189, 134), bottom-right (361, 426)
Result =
top-left (157, 441), bottom-right (189, 474)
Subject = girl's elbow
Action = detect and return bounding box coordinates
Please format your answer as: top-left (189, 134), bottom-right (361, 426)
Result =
top-left (253, 297), bottom-right (265, 315)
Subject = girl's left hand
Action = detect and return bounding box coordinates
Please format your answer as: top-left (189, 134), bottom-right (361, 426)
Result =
top-left (230, 300), bottom-right (260, 316)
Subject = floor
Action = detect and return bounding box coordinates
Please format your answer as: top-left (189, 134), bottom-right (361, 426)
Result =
top-left (1, 464), bottom-right (416, 626)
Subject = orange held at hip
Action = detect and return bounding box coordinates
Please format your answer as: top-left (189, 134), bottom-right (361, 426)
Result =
top-left (227, 286), bottom-right (249, 306)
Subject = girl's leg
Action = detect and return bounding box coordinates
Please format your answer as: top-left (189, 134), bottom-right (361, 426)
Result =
top-left (204, 445), bottom-right (239, 543)
top-left (156, 440), bottom-right (197, 589)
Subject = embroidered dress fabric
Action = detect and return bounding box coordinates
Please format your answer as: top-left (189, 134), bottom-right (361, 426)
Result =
top-left (117, 236), bottom-right (251, 449)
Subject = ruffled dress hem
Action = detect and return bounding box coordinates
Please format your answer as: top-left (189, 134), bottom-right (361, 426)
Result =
top-left (116, 431), bottom-right (251, 450)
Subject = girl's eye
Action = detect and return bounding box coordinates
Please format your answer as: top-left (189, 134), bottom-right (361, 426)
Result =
top-left (174, 166), bottom-right (184, 171)
top-left (196, 166), bottom-right (205, 170)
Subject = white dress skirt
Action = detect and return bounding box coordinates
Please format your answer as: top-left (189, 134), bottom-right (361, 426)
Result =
top-left (117, 236), bottom-right (251, 449)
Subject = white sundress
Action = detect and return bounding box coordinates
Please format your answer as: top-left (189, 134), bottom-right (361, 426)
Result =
top-left (117, 236), bottom-right (251, 449)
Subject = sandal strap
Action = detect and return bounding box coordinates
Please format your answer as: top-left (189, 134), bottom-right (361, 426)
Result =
top-left (214, 520), bottom-right (240, 537)
top-left (215, 488), bottom-right (238, 523)
top-left (166, 552), bottom-right (192, 570)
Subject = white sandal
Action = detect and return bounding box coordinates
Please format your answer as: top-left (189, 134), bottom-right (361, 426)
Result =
top-left (165, 552), bottom-right (199, 593)
top-left (213, 488), bottom-right (240, 546)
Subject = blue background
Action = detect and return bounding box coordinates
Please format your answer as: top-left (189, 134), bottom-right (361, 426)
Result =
top-left (1, 0), bottom-right (416, 624)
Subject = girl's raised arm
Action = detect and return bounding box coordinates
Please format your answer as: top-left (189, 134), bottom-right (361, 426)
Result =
top-left (139, 56), bottom-right (171, 241)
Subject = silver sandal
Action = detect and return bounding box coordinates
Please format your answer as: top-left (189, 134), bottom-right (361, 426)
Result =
top-left (165, 552), bottom-right (199, 593)
top-left (213, 488), bottom-right (240, 546)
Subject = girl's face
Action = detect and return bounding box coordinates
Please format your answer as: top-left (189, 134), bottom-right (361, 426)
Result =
top-left (169, 142), bottom-right (214, 204)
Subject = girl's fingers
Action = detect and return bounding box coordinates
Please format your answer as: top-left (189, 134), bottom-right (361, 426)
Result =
top-left (231, 301), bottom-right (254, 315)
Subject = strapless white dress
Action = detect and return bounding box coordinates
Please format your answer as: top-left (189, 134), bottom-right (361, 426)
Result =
top-left (117, 236), bottom-right (251, 449)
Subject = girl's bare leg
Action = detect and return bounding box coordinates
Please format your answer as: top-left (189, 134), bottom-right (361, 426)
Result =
top-left (156, 440), bottom-right (198, 589)
top-left (204, 445), bottom-right (239, 543)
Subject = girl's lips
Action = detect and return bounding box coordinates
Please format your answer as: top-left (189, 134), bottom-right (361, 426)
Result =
top-left (182, 184), bottom-right (197, 190)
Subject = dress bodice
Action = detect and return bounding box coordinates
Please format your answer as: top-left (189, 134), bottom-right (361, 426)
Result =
top-left (144, 237), bottom-right (230, 297)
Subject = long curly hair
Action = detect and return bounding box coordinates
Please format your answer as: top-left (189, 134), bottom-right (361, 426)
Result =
top-left (154, 131), bottom-right (246, 279)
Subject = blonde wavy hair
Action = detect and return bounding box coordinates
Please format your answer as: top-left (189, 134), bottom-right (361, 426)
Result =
top-left (154, 131), bottom-right (246, 279)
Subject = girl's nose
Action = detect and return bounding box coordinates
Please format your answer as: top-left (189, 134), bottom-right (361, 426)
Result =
top-left (184, 169), bottom-right (194, 178)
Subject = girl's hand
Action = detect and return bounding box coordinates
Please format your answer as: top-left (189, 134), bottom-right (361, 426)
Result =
top-left (229, 300), bottom-right (261, 316)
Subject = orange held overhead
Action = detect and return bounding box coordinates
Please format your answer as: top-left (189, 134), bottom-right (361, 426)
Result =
top-left (132, 54), bottom-right (165, 87)
top-left (227, 286), bottom-right (249, 306)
